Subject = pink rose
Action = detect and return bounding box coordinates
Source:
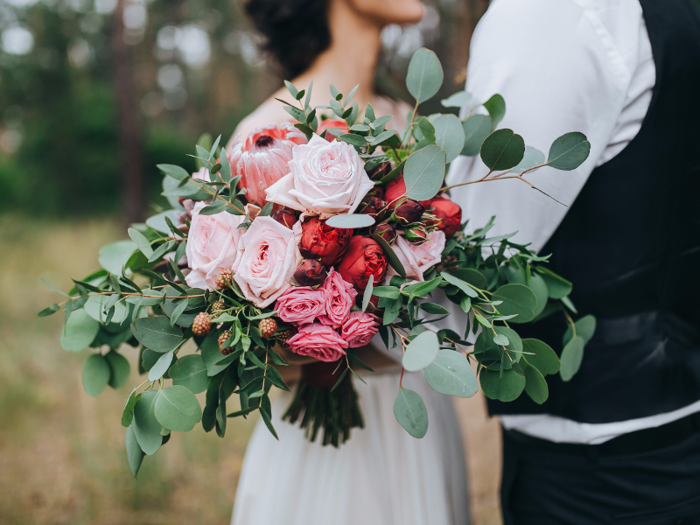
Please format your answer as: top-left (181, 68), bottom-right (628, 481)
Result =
top-left (286, 323), bottom-right (348, 362)
top-left (265, 134), bottom-right (374, 217)
top-left (185, 201), bottom-right (245, 290)
top-left (275, 286), bottom-right (326, 324)
top-left (340, 312), bottom-right (380, 348)
top-left (232, 216), bottom-right (301, 307)
top-left (390, 230), bottom-right (446, 282)
top-left (318, 268), bottom-right (357, 328)
top-left (228, 123), bottom-right (307, 207)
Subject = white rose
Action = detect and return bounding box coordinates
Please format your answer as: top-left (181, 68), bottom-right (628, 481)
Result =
top-left (232, 216), bottom-right (301, 307)
top-left (389, 231), bottom-right (446, 282)
top-left (265, 134), bottom-right (374, 218)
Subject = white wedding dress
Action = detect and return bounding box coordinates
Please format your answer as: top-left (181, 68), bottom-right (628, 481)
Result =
top-left (231, 349), bottom-right (470, 525)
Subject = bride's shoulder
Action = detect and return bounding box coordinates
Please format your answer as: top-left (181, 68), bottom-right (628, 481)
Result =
top-left (226, 88), bottom-right (294, 150)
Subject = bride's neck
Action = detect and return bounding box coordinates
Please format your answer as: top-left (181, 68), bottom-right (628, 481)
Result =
top-left (293, 2), bottom-right (383, 109)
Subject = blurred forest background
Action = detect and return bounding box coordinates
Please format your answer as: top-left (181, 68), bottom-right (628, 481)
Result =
top-left (1, 1), bottom-right (511, 525)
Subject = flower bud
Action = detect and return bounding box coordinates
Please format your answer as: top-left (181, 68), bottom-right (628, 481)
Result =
top-left (405, 225), bottom-right (429, 244)
top-left (371, 223), bottom-right (397, 244)
top-left (293, 259), bottom-right (328, 287)
top-left (272, 208), bottom-right (299, 229)
top-left (357, 196), bottom-right (388, 220)
top-left (367, 162), bottom-right (392, 180)
top-left (393, 199), bottom-right (424, 225)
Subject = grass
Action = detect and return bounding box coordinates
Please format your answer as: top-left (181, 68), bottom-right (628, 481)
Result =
top-left (0, 215), bottom-right (502, 525)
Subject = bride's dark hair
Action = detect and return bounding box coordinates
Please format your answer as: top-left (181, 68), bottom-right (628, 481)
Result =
top-left (245, 0), bottom-right (331, 78)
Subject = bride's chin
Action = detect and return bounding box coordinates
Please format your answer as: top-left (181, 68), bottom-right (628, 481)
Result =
top-left (348, 0), bottom-right (425, 27)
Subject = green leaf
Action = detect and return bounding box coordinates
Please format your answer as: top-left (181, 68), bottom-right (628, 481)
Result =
top-left (480, 129), bottom-right (525, 171)
top-left (563, 315), bottom-right (597, 346)
top-left (98, 241), bottom-right (137, 275)
top-left (371, 286), bottom-right (401, 299)
top-left (479, 368), bottom-right (526, 402)
top-left (157, 164), bottom-right (189, 181)
top-left (403, 145), bottom-right (446, 201)
top-left (524, 365), bottom-right (549, 404)
top-left (82, 354), bottom-right (111, 397)
top-left (284, 80), bottom-right (299, 98)
top-left (522, 339), bottom-right (560, 376)
top-left (492, 283), bottom-right (537, 323)
top-left (547, 132), bottom-right (591, 171)
top-left (537, 268), bottom-right (572, 299)
top-left (474, 326), bottom-right (523, 367)
top-left (447, 268), bottom-right (487, 290)
top-left (61, 309), bottom-right (100, 352)
top-left (133, 390), bottom-right (163, 455)
top-left (406, 48), bottom-right (444, 104)
top-left (128, 228), bottom-right (154, 258)
top-left (148, 350), bottom-right (174, 381)
top-left (169, 354), bottom-right (210, 394)
top-left (461, 115), bottom-right (492, 156)
top-left (441, 90), bottom-right (472, 108)
top-left (424, 350), bottom-right (478, 397)
top-left (125, 425), bottom-right (145, 478)
top-left (84, 295), bottom-right (129, 325)
top-left (441, 271), bottom-right (478, 298)
top-left (131, 316), bottom-right (184, 353)
top-left (362, 274), bottom-right (374, 313)
top-left (122, 388), bottom-right (142, 427)
top-left (513, 146), bottom-right (545, 174)
top-left (402, 331), bottom-right (439, 372)
top-left (325, 214), bottom-right (375, 229)
top-left (154, 385), bottom-right (203, 432)
top-left (371, 234), bottom-right (406, 278)
top-left (419, 302), bottom-right (449, 314)
top-left (416, 117), bottom-right (436, 143)
top-left (432, 114), bottom-right (466, 163)
top-left (201, 331), bottom-right (231, 376)
top-left (483, 94), bottom-right (506, 130)
top-left (560, 335), bottom-right (585, 382)
top-left (394, 387), bottom-right (429, 438)
top-left (339, 133), bottom-right (368, 147)
top-left (38, 304), bottom-right (60, 317)
top-left (105, 350), bottom-right (130, 388)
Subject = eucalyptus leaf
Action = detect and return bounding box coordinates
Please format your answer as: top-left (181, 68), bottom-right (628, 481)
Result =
top-left (154, 385), bottom-right (203, 432)
top-left (441, 271), bottom-right (478, 298)
top-left (169, 354), bottom-right (210, 394)
top-left (82, 354), bottom-right (111, 397)
top-left (560, 335), bottom-right (585, 382)
top-left (537, 268), bottom-right (572, 299)
top-left (403, 145), bottom-right (446, 201)
top-left (99, 241), bottom-right (137, 275)
top-left (563, 315), bottom-right (597, 346)
top-left (122, 388), bottom-right (142, 427)
top-left (132, 390), bottom-right (163, 455)
top-left (131, 316), bottom-right (184, 353)
top-left (433, 114), bottom-right (466, 163)
top-left (406, 48), bottom-right (443, 104)
top-left (480, 129), bottom-right (525, 171)
top-left (547, 132), bottom-right (591, 171)
top-left (524, 365), bottom-right (549, 404)
top-left (84, 295), bottom-right (128, 325)
top-left (146, 210), bottom-right (179, 234)
top-left (480, 368), bottom-right (526, 402)
top-left (492, 283), bottom-right (537, 323)
top-left (424, 350), bottom-right (478, 397)
top-left (157, 164), bottom-right (189, 181)
top-left (394, 387), bottom-right (429, 438)
top-left (461, 115), bottom-right (492, 156)
top-left (522, 339), bottom-right (560, 376)
top-left (441, 90), bottom-right (472, 108)
top-left (125, 425), bottom-right (145, 478)
top-left (326, 214), bottom-right (375, 229)
top-left (513, 146), bottom-right (545, 174)
top-left (483, 94), bottom-right (506, 130)
top-left (105, 350), bottom-right (130, 388)
top-left (128, 228), bottom-right (154, 258)
top-left (402, 331), bottom-right (439, 372)
top-left (362, 275), bottom-right (374, 313)
top-left (371, 234), bottom-right (406, 278)
top-left (148, 350), bottom-right (174, 381)
top-left (61, 308), bottom-right (100, 352)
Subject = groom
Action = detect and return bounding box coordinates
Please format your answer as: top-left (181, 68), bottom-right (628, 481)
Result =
top-left (447, 0), bottom-right (700, 523)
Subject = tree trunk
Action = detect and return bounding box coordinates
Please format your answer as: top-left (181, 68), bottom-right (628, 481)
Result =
top-left (112, 0), bottom-right (144, 225)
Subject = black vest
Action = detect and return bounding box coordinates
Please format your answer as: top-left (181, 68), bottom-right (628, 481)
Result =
top-left (488, 0), bottom-right (700, 423)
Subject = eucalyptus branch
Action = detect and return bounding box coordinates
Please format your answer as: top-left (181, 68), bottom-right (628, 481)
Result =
top-left (187, 179), bottom-right (246, 214)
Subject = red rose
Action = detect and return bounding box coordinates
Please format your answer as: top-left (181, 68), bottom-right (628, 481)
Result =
top-left (429, 197), bottom-right (462, 239)
top-left (337, 236), bottom-right (388, 291)
top-left (299, 217), bottom-right (352, 266)
top-left (272, 208), bottom-right (300, 229)
top-left (384, 175), bottom-right (432, 208)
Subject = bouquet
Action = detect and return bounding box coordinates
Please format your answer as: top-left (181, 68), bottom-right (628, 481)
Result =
top-left (41, 48), bottom-right (595, 477)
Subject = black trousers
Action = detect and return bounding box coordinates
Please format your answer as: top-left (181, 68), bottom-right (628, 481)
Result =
top-left (501, 428), bottom-right (700, 525)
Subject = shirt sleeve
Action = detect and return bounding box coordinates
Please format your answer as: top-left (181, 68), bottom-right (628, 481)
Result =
top-left (447, 0), bottom-right (636, 253)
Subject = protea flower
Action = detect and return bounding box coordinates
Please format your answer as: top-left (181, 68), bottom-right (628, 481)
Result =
top-left (227, 122), bottom-right (307, 207)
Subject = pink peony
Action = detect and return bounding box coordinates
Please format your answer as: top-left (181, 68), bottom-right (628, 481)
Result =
top-left (185, 201), bottom-right (245, 290)
top-left (286, 323), bottom-right (348, 362)
top-left (318, 268), bottom-right (357, 328)
top-left (390, 230), bottom-right (446, 282)
top-left (275, 286), bottom-right (326, 324)
top-left (340, 312), bottom-right (380, 348)
top-left (265, 134), bottom-right (374, 217)
top-left (228, 123), bottom-right (307, 207)
top-left (232, 216), bottom-right (301, 307)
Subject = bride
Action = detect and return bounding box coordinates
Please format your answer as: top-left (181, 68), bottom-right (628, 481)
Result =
top-left (228, 1), bottom-right (470, 524)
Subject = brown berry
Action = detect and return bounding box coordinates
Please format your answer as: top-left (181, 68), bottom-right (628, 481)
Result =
top-left (192, 312), bottom-right (212, 336)
top-left (218, 330), bottom-right (233, 355)
top-left (259, 318), bottom-right (277, 339)
top-left (277, 327), bottom-right (297, 348)
top-left (211, 300), bottom-right (225, 313)
top-left (215, 269), bottom-right (233, 290)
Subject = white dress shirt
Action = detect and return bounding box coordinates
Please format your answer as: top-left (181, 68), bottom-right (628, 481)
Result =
top-left (445, 0), bottom-right (700, 444)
